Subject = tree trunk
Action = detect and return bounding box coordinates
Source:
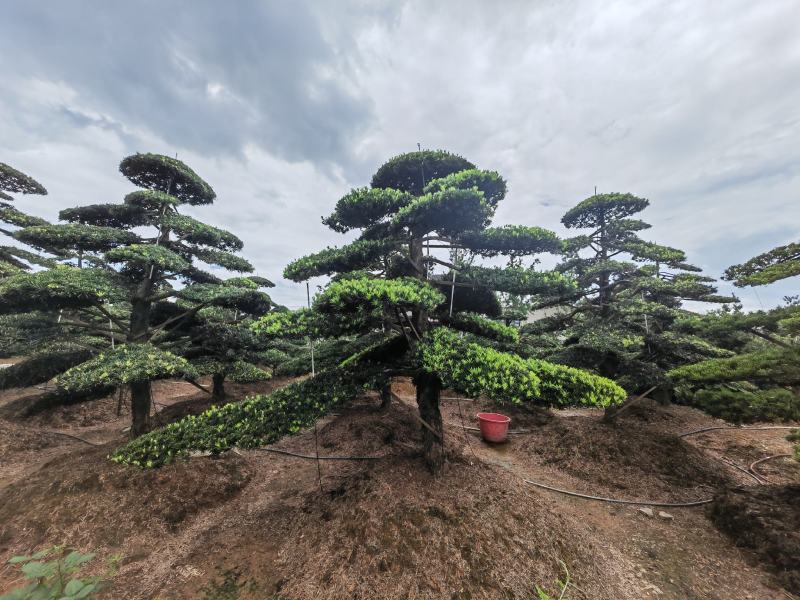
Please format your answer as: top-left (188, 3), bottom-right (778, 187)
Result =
top-left (212, 373), bottom-right (226, 401)
top-left (408, 236), bottom-right (445, 472)
top-left (379, 380), bottom-right (392, 411)
top-left (414, 371), bottom-right (444, 473)
top-left (130, 380), bottom-right (151, 436)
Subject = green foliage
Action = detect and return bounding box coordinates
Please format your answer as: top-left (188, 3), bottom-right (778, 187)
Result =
top-left (0, 267), bottom-right (121, 313)
top-left (251, 308), bottom-right (317, 338)
top-left (724, 242), bottom-right (800, 287)
top-left (322, 187), bottom-right (412, 232)
top-left (423, 168), bottom-right (507, 207)
top-left (195, 358), bottom-right (271, 383)
top-left (690, 386), bottom-right (800, 424)
top-left (105, 243), bottom-right (189, 271)
top-left (119, 153), bottom-right (215, 205)
top-left (459, 265), bottom-right (577, 296)
top-left (194, 247), bottom-right (253, 272)
top-left (443, 311), bottom-right (519, 343)
top-left (668, 348), bottom-right (800, 386)
top-left (15, 223), bottom-right (139, 253)
top-left (0, 202), bottom-right (49, 228)
top-left (177, 283), bottom-right (271, 315)
top-left (111, 365), bottom-right (379, 467)
top-left (283, 238), bottom-right (398, 282)
top-left (371, 150), bottom-right (475, 195)
top-left (59, 203), bottom-right (148, 228)
top-left (0, 162), bottom-right (47, 196)
top-left (58, 344), bottom-right (198, 392)
top-left (1, 545), bottom-right (119, 600)
top-left (392, 188), bottom-right (492, 236)
top-left (458, 225), bottom-right (561, 257)
top-left (561, 193), bottom-right (649, 229)
top-left (162, 213), bottom-right (243, 251)
top-left (315, 276), bottom-right (445, 314)
top-left (123, 189), bottom-right (181, 209)
top-left (418, 327), bottom-right (625, 407)
top-left (0, 348), bottom-right (94, 390)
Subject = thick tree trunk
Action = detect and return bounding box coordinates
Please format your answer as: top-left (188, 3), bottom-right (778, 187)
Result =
top-left (408, 236), bottom-right (445, 472)
top-left (379, 380), bottom-right (392, 411)
top-left (212, 373), bottom-right (226, 401)
top-left (130, 380), bottom-right (151, 435)
top-left (414, 371), bottom-right (444, 473)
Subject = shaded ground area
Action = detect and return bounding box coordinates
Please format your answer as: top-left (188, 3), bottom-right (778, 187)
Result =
top-left (0, 377), bottom-right (798, 598)
top-left (709, 484), bottom-right (800, 594)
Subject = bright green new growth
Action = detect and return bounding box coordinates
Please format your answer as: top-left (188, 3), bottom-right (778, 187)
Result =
top-left (419, 328), bottom-right (625, 407)
top-left (58, 344), bottom-right (198, 393)
top-left (112, 365), bottom-right (380, 468)
top-left (443, 311), bottom-right (520, 343)
top-left (668, 348), bottom-right (800, 386)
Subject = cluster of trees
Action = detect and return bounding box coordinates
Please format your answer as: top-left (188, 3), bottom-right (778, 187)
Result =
top-left (0, 156), bottom-right (288, 434)
top-left (1, 149), bottom-right (797, 471)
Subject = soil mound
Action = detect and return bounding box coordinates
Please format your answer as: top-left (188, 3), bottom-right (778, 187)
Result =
top-left (0, 445), bottom-right (251, 551)
top-left (709, 484), bottom-right (800, 593)
top-left (515, 415), bottom-right (728, 501)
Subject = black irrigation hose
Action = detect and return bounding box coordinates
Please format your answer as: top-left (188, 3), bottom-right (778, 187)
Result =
top-left (522, 478), bottom-right (714, 507)
top-left (244, 447), bottom-right (382, 461)
top-left (44, 430), bottom-right (102, 447)
top-left (679, 425), bottom-right (799, 438)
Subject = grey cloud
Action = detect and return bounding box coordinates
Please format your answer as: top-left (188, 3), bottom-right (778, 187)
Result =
top-left (0, 0), bottom-right (377, 169)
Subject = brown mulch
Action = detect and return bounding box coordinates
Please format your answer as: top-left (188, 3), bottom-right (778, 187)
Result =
top-left (709, 484), bottom-right (800, 594)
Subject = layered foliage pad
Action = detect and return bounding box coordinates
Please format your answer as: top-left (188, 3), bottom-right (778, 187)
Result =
top-left (111, 365), bottom-right (381, 467)
top-left (418, 328), bottom-right (625, 407)
top-left (689, 386), bottom-right (800, 424)
top-left (441, 311), bottom-right (519, 343)
top-left (0, 267), bottom-right (121, 313)
top-left (724, 242), bottom-right (800, 287)
top-left (284, 239), bottom-right (398, 282)
top-left (15, 223), bottom-right (139, 253)
top-left (0, 162), bottom-right (47, 195)
top-left (457, 225), bottom-right (561, 257)
top-left (0, 348), bottom-right (94, 390)
top-left (322, 187), bottom-right (412, 232)
top-left (119, 153), bottom-right (215, 205)
top-left (668, 348), bottom-right (800, 387)
top-left (60, 203), bottom-right (148, 228)
top-left (57, 344), bottom-right (198, 393)
top-left (459, 265), bottom-right (577, 297)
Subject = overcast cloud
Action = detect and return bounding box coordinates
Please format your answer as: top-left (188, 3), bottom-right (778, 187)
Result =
top-left (1, 0), bottom-right (798, 309)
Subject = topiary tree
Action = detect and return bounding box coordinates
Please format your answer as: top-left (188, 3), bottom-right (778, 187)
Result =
top-left (113, 150), bottom-right (626, 471)
top-left (179, 275), bottom-right (275, 400)
top-left (0, 161), bottom-right (52, 278)
top-left (0, 154), bottom-right (273, 435)
top-left (528, 193), bottom-right (736, 396)
top-left (669, 239), bottom-right (800, 422)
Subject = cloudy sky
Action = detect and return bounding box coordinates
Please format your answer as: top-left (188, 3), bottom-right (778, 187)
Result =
top-left (1, 0), bottom-right (798, 309)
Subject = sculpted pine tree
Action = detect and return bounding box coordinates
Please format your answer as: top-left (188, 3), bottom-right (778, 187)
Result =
top-left (529, 193), bottom-right (735, 395)
top-left (112, 150), bottom-right (625, 471)
top-left (670, 229), bottom-right (800, 422)
top-left (0, 154), bottom-right (272, 434)
top-left (0, 162), bottom-right (51, 277)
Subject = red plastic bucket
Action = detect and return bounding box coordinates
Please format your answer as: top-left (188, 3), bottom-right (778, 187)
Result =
top-left (476, 412), bottom-right (511, 443)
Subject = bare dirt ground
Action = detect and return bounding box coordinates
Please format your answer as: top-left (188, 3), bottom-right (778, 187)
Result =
top-left (0, 374), bottom-right (798, 599)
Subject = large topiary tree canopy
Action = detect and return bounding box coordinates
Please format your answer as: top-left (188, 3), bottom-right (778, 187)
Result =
top-left (115, 150), bottom-right (625, 471)
top-left (0, 154), bottom-right (274, 435)
top-left (526, 192), bottom-right (737, 396)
